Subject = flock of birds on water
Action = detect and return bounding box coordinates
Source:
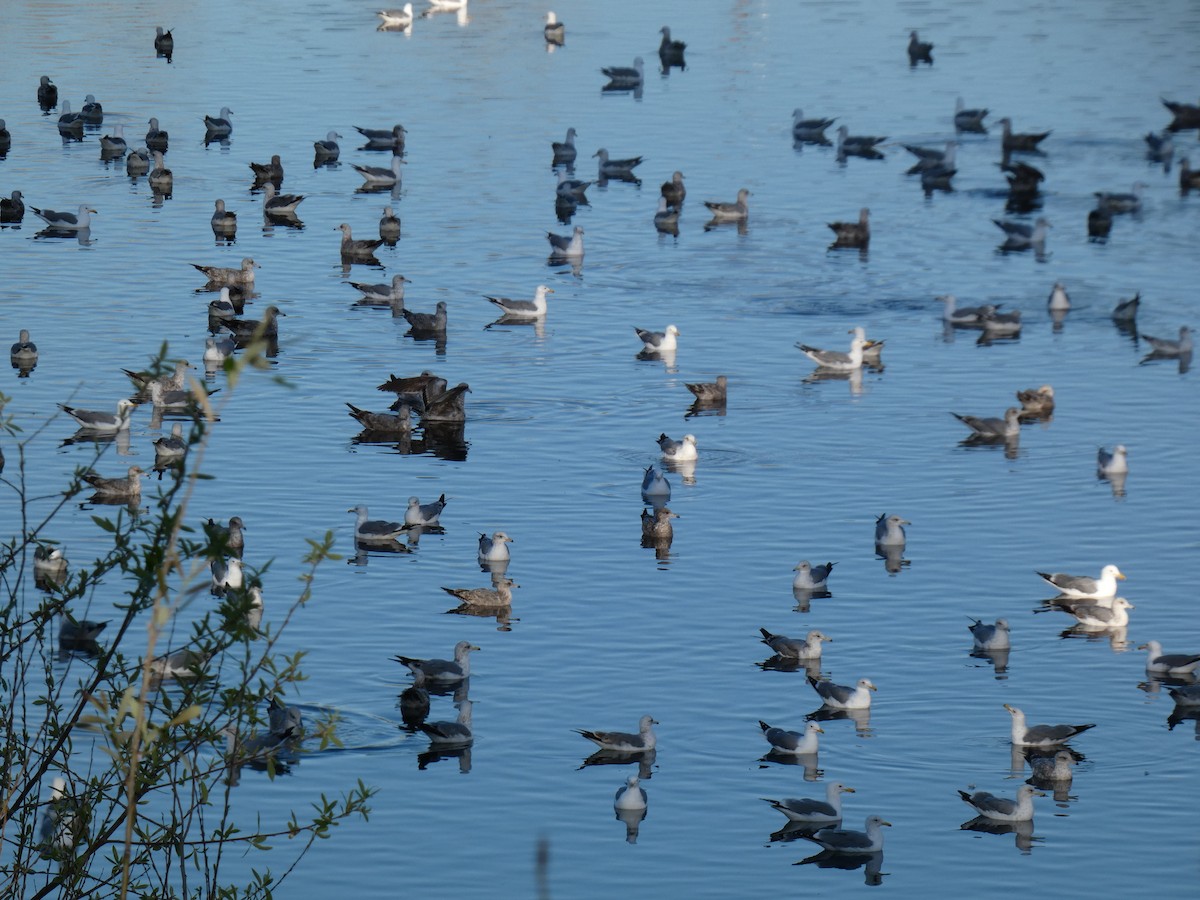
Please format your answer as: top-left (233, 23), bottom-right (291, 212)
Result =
top-left (7, 6), bottom-right (1199, 877)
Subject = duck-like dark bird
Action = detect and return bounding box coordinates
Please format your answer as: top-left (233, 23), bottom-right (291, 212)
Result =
top-left (907, 30), bottom-right (933, 66)
top-left (1162, 97), bottom-right (1200, 132)
top-left (998, 117), bottom-right (1050, 152)
top-left (37, 75), bottom-right (58, 107)
top-left (828, 208), bottom-right (870, 248)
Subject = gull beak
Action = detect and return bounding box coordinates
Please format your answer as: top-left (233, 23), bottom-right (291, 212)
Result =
top-left (868, 683), bottom-right (877, 691)
top-left (1003, 703), bottom-right (1015, 713)
top-left (880, 820), bottom-right (893, 828)
top-left (1116, 571), bottom-right (1126, 580)
top-left (844, 786), bottom-right (856, 793)
top-left (546, 288), bottom-right (555, 294)
top-left (814, 726), bottom-right (824, 733)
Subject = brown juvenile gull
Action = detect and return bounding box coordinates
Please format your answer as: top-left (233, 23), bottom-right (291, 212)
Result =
top-left (346, 402), bottom-right (411, 434)
top-left (685, 375), bottom-right (726, 403)
top-left (576, 715), bottom-right (657, 751)
top-left (192, 257), bottom-right (257, 288)
top-left (154, 27), bottom-right (173, 55)
top-left (1003, 704), bottom-right (1096, 747)
top-left (377, 371), bottom-right (447, 411)
top-left (998, 117), bottom-right (1050, 152)
top-left (1179, 158), bottom-right (1200, 192)
top-left (37, 75), bottom-right (58, 107)
top-left (249, 154), bottom-right (283, 185)
top-left (352, 274), bottom-right (408, 305)
top-left (828, 208), bottom-right (870, 247)
top-left (703, 188), bottom-right (750, 222)
top-left (792, 108), bottom-right (836, 142)
top-left (763, 782), bottom-right (854, 824)
top-left (337, 223), bottom-right (384, 259)
top-left (421, 383), bottom-right (469, 422)
top-left (442, 578), bottom-right (517, 607)
top-left (759, 628), bottom-right (830, 660)
top-left (82, 465), bottom-right (144, 499)
top-left (1016, 385), bottom-right (1054, 417)
top-left (125, 147), bottom-right (148, 175)
top-left (641, 507), bottom-right (677, 539)
top-left (658, 26), bottom-right (686, 62)
top-left (660, 171), bottom-right (686, 207)
top-left (1, 190), bottom-right (25, 223)
top-left (1112, 293), bottom-right (1140, 323)
top-left (393, 640), bottom-right (479, 683)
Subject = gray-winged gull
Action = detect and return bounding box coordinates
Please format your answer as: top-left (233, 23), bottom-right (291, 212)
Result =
top-left (377, 5), bottom-right (414, 27)
top-left (615, 775), bottom-right (647, 811)
top-left (148, 152), bottom-right (172, 190)
top-left (835, 126), bottom-right (886, 156)
top-left (204, 107), bottom-right (233, 138)
top-left (227, 305), bottom-right (284, 340)
top-left (406, 494), bottom-right (446, 526)
top-left (11, 330), bottom-right (37, 362)
top-left (641, 507), bottom-right (677, 539)
top-left (994, 217), bottom-right (1050, 249)
top-left (636, 324), bottom-right (679, 352)
top-left (951, 408), bottom-right (1020, 439)
top-left (760, 628), bottom-right (830, 660)
top-left (393, 640), bottom-right (479, 683)
top-left (1141, 326), bottom-right (1192, 356)
top-left (759, 720), bottom-right (822, 755)
top-left (82, 465), bottom-right (144, 499)
top-left (38, 76), bottom-right (58, 107)
top-left (1056, 596), bottom-right (1133, 628)
top-left (704, 188), bottom-right (750, 222)
top-left (601, 57), bottom-right (644, 88)
top-left (1016, 385), bottom-right (1054, 417)
top-left (314, 130), bottom-right (342, 161)
top-left (576, 715), bottom-right (657, 751)
top-left (808, 676), bottom-right (876, 709)
top-left (338, 223), bottom-right (383, 259)
top-left (796, 333), bottom-right (868, 371)
top-left (487, 285), bottom-right (552, 318)
top-left (998, 118), bottom-right (1050, 152)
top-left (59, 615), bottom-right (107, 651)
top-left (352, 155), bottom-right (404, 188)
top-left (544, 12), bottom-right (564, 44)
top-left (99, 124), bottom-right (127, 154)
top-left (939, 294), bottom-right (993, 326)
top-left (685, 375), bottom-right (727, 403)
top-left (420, 699), bottom-right (473, 746)
top-left (355, 124), bottom-right (406, 150)
top-left (1139, 640), bottom-right (1200, 675)
top-left (954, 98), bottom-right (988, 131)
top-left (346, 402), bottom-right (410, 434)
top-left (641, 465), bottom-right (671, 502)
top-left (907, 30), bottom-right (933, 65)
top-left (59, 399), bottom-right (134, 432)
top-left (205, 516), bottom-right (246, 557)
top-left (351, 274), bottom-right (408, 304)
top-left (1036, 564), bottom-right (1125, 599)
top-left (551, 127), bottom-right (576, 165)
top-left (262, 183), bottom-right (305, 217)
top-left (348, 505), bottom-right (409, 542)
top-left (267, 696), bottom-right (303, 740)
top-left (35, 546), bottom-right (69, 585)
top-left (32, 205), bottom-right (95, 231)
top-left (442, 578), bottom-right (517, 607)
top-left (1169, 685), bottom-right (1200, 706)
top-left (655, 200), bottom-right (679, 233)
top-left (793, 560), bottom-right (836, 591)
top-left (211, 199), bottom-right (237, 231)
top-left (1097, 445), bottom-right (1127, 475)
top-left (210, 556), bottom-right (243, 595)
top-left (1112, 293), bottom-right (1140, 323)
top-left (379, 207), bottom-right (401, 241)
top-left (968, 618), bottom-right (1010, 650)
top-left (146, 118), bottom-right (169, 151)
top-left (958, 785), bottom-right (1043, 822)
top-left (1028, 750), bottom-right (1076, 782)
top-left (193, 257), bottom-right (257, 287)
top-left (1004, 704), bottom-right (1096, 747)
top-left (980, 308), bottom-right (1022, 336)
top-left (792, 109), bottom-right (836, 141)
top-left (547, 226), bottom-right (584, 259)
top-left (657, 432), bottom-right (697, 461)
top-left (875, 513), bottom-right (909, 546)
top-left (126, 148), bottom-right (150, 176)
top-left (594, 148), bottom-right (644, 178)
top-left (478, 531), bottom-right (513, 562)
top-left (556, 170), bottom-right (592, 199)
top-left (154, 27), bottom-right (173, 54)
top-left (81, 94), bottom-right (102, 124)
top-left (1095, 182), bottom-right (1147, 214)
top-left (807, 816), bottom-right (890, 854)
top-left (57, 101), bottom-right (84, 135)
top-left (402, 301), bottom-right (447, 334)
top-left (153, 423), bottom-right (187, 461)
top-left (763, 783), bottom-right (853, 824)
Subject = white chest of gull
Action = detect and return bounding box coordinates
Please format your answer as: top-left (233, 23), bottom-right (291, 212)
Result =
top-left (1097, 445), bottom-right (1128, 475)
top-left (420, 699), bottom-right (473, 746)
top-left (1047, 281), bottom-right (1071, 311)
top-left (958, 785), bottom-right (1043, 822)
top-left (405, 493), bottom-right (446, 526)
top-left (486, 285), bottom-right (552, 318)
top-left (807, 816), bottom-right (890, 854)
top-left (477, 531), bottom-right (513, 562)
top-left (547, 226), bottom-right (584, 259)
top-left (614, 776), bottom-right (647, 811)
top-left (763, 782), bottom-right (854, 824)
top-left (796, 333), bottom-right (868, 371)
top-left (874, 513), bottom-right (909, 546)
top-left (347, 505), bottom-right (409, 543)
top-left (994, 217), bottom-right (1050, 250)
top-left (793, 560), bottom-right (836, 590)
top-left (59, 399), bottom-right (134, 432)
top-left (149, 152), bottom-right (172, 190)
top-left (968, 618), bottom-right (1010, 651)
top-left (601, 57), bottom-right (644, 88)
top-left (640, 466), bottom-right (671, 504)
top-left (1036, 564), bottom-right (1125, 599)
top-left (210, 557), bottom-right (243, 595)
top-left (1057, 597), bottom-right (1133, 628)
top-left (952, 408), bottom-right (1021, 439)
top-left (211, 199), bottom-right (237, 232)
top-left (657, 432), bottom-right (697, 461)
top-left (153, 424), bottom-right (187, 461)
top-left (759, 628), bottom-right (830, 660)
top-left (759, 720), bottom-right (822, 755)
top-left (1004, 704), bottom-right (1095, 748)
top-left (352, 155), bottom-right (404, 188)
top-left (635, 324), bottom-right (679, 352)
top-left (32, 204), bottom-right (95, 231)
top-left (393, 640), bottom-right (479, 683)
top-left (576, 715), bottom-right (657, 752)
top-left (204, 107), bottom-right (233, 138)
top-left (1139, 640), bottom-right (1200, 675)
top-left (126, 147), bottom-right (150, 175)
top-left (808, 676), bottom-right (876, 709)
top-left (703, 188), bottom-right (750, 222)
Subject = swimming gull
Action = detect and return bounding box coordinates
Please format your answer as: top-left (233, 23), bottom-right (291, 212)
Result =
top-left (59, 615), bottom-right (107, 651)
top-left (657, 433), bottom-right (697, 461)
top-left (1141, 326), bottom-right (1192, 356)
top-left (968, 618), bottom-right (1010, 650)
top-left (204, 107), bottom-right (233, 138)
top-left (658, 26), bottom-right (686, 62)
top-left (246, 155), bottom-right (283, 187)
top-left (338, 223), bottom-right (384, 259)
top-left (795, 333), bottom-right (868, 371)
top-left (57, 101), bottom-right (84, 136)
top-left (594, 148), bottom-right (644, 178)
top-left (615, 775), bottom-right (647, 811)
top-left (954, 98), bottom-right (988, 132)
top-left (806, 816), bottom-right (890, 854)
top-left (148, 152), bottom-right (173, 191)
top-left (1162, 97), bottom-right (1200, 131)
top-left (393, 640), bottom-right (479, 683)
top-left (0, 119), bottom-right (11, 152)
top-left (35, 546), bottom-right (69, 586)
top-left (576, 715), bottom-right (657, 752)
top-left (1045, 282), bottom-right (1070, 312)
top-left (311, 130), bottom-right (341, 163)
top-left (1097, 445), bottom-right (1128, 476)
top-left (226, 305), bottom-right (285, 341)
top-left (551, 127), bottom-right (577, 165)
top-left (951, 408), bottom-right (1021, 439)
top-left (377, 5), bottom-right (414, 27)
top-left (1016, 385), bottom-right (1054, 417)
top-left (99, 124), bottom-right (127, 155)
top-left (979, 308), bottom-right (1022, 337)
top-left (145, 118), bottom-right (169, 152)
top-left (1180, 158), bottom-right (1200, 192)
top-left (421, 383), bottom-right (469, 422)
top-left (210, 199), bottom-right (237, 232)
top-left (828, 208), bottom-right (870, 247)
top-left (193, 257), bottom-right (257, 288)
top-left (1169, 685), bottom-right (1200, 707)
top-left (400, 669), bottom-right (430, 727)
top-left (547, 225), bottom-right (584, 259)
top-left (406, 493), bottom-right (446, 526)
top-left (660, 171), bottom-right (686, 207)
top-left (442, 578), bottom-right (517, 607)
top-left (378, 371), bottom-right (447, 411)
top-left (153, 423), bottom-right (187, 462)
top-left (207, 287), bottom-right (241, 319)
top-left (154, 26), bottom-right (173, 55)
top-left (904, 140), bottom-right (955, 169)
top-left (1004, 704), bottom-right (1095, 747)
top-left (874, 513), bottom-right (908, 546)
top-left (601, 57), bottom-right (644, 88)
top-left (1139, 640), bottom-right (1200, 675)
top-left (148, 647), bottom-right (209, 680)
top-left (11, 330), bottom-right (38, 363)
top-left (1144, 129), bottom-right (1173, 166)
top-left (420, 699), bottom-right (473, 746)
top-left (210, 554), bottom-right (244, 596)
top-left (352, 155), bottom-right (404, 188)
top-left (1036, 564), bottom-right (1125, 599)
top-left (685, 375), bottom-right (726, 403)
top-left (32, 205), bottom-right (95, 231)
top-left (1055, 596), bottom-right (1133, 628)
top-left (205, 516), bottom-right (246, 557)
top-left (346, 402), bottom-right (411, 434)
top-left (59, 399), bottom-right (134, 432)
top-left (555, 170), bottom-right (592, 200)
top-left (126, 147), bottom-right (150, 176)
top-left (792, 561), bottom-right (836, 591)
top-left (1, 191), bottom-right (24, 223)
top-left (763, 783), bottom-right (853, 824)
top-left (486, 285), bottom-right (552, 318)
top-left (1000, 160), bottom-right (1045, 198)
top-left (1112, 293), bottom-right (1140, 323)
top-left (808, 676), bottom-right (876, 709)
top-left (994, 217), bottom-right (1050, 250)
top-left (402, 300), bottom-right (447, 334)
top-left (81, 94), bottom-right (103, 124)
top-left (907, 30), bottom-right (933, 65)
top-left (351, 274), bottom-right (408, 305)
top-left (379, 207), bottom-right (401, 242)
top-left (635, 324), bottom-right (679, 352)
top-left (958, 785), bottom-right (1042, 822)
top-left (478, 531), bottom-right (513, 562)
top-left (544, 11), bottom-right (564, 44)
top-left (703, 188), bottom-right (750, 222)
top-left (348, 505), bottom-right (410, 543)
top-left (653, 197), bottom-right (679, 231)
top-left (641, 507), bottom-right (678, 539)
top-left (759, 720), bottom-right (822, 755)
top-left (792, 109), bottom-right (836, 141)
top-left (760, 628), bottom-right (830, 660)
top-left (355, 124), bottom-right (406, 150)
top-left (427, 0), bottom-right (468, 10)
top-left (38, 76), bottom-right (58, 107)
top-left (262, 183), bottom-right (305, 217)
top-left (997, 117), bottom-right (1050, 152)
top-left (1095, 182), bottom-right (1147, 215)
top-left (835, 126), bottom-right (887, 157)
top-left (82, 465), bottom-right (144, 500)
top-left (641, 465), bottom-right (671, 502)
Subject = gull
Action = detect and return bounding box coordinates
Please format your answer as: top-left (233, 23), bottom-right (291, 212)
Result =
top-left (544, 12), bottom-right (564, 44)
top-left (792, 109), bottom-right (836, 141)
top-left (1111, 293), bottom-right (1140, 323)
top-left (10, 330), bottom-right (38, 363)
top-left (835, 126), bottom-right (887, 157)
top-left (377, 371), bottom-right (448, 411)
top-left (406, 494), bottom-right (446, 526)
top-left (615, 776), bottom-right (647, 811)
top-left (1016, 385), bottom-right (1054, 417)
top-left (153, 423), bottom-right (187, 462)
top-left (1097, 445), bottom-right (1127, 476)
top-left (377, 5), bottom-right (414, 27)
top-left (421, 699), bottom-right (473, 747)
top-left (904, 140), bottom-right (955, 169)
top-left (641, 507), bottom-right (677, 539)
top-left (442, 578), bottom-right (517, 606)
top-left (968, 618), bottom-right (1010, 651)
top-left (1139, 640), bottom-right (1200, 676)
top-left (149, 647), bottom-right (208, 680)
top-left (547, 225), bottom-right (584, 259)
top-left (478, 531), bottom-right (513, 562)
top-left (1169, 685), bottom-right (1200, 707)
top-left (828, 208), bottom-right (870, 247)
top-left (685, 375), bottom-right (727, 403)
top-left (99, 124), bottom-right (127, 154)
top-left (1055, 597), bottom-right (1134, 628)
top-left (82, 466), bottom-right (144, 500)
top-left (1028, 750), bottom-right (1076, 783)
top-left (958, 785), bottom-right (1042, 822)
top-left (1145, 130), bottom-right (1173, 165)
top-left (1141, 326), bottom-right (1192, 356)
top-left (658, 26), bottom-right (686, 61)
top-left (348, 505), bottom-right (409, 543)
top-left (32, 205), bottom-right (95, 231)
top-left (59, 399), bottom-right (134, 432)
top-left (263, 183), bottom-right (305, 217)
top-left (994, 217), bottom-right (1050, 250)
top-left (352, 155), bottom-right (404, 188)
top-left (951, 408), bottom-right (1021, 439)
top-left (402, 301), bottom-right (447, 334)
top-left (379, 207), bottom-right (401, 241)
top-left (763, 783), bottom-right (854, 824)
top-left (1088, 207), bottom-right (1112, 239)
top-left (211, 199), bottom-right (237, 232)
top-left (907, 30), bottom-right (933, 65)
top-left (123, 358), bottom-right (192, 395)
top-left (954, 98), bottom-right (988, 132)
top-left (205, 333), bottom-right (234, 364)
top-left (555, 170), bottom-right (592, 200)
top-left (635, 324), bottom-right (679, 352)
top-left (979, 308), bottom-right (1022, 336)
top-left (759, 720), bottom-right (822, 755)
top-left (226, 305), bottom-right (285, 340)
top-left (551, 127), bottom-right (576, 165)
top-left (703, 188), bottom-right (750, 222)
top-left (1036, 564), bottom-right (1125, 599)
top-left (1162, 97), bottom-right (1200, 131)
top-left (427, 0), bottom-right (467, 10)
top-left (81, 94), bottom-right (103, 124)
top-left (875, 513), bottom-right (908, 546)
top-left (1180, 158), bottom-right (1200, 191)
top-left (641, 465), bottom-right (671, 502)
top-left (149, 152), bottom-right (173, 191)
top-left (795, 333), bottom-right (868, 371)
top-left (204, 107), bottom-right (233, 138)
top-left (346, 402), bottom-right (411, 434)
top-left (154, 26), bottom-right (173, 55)
top-left (1, 190), bottom-right (24, 222)
top-left (805, 816), bottom-right (890, 854)
top-left (39, 777), bottom-right (78, 853)
top-left (793, 561), bottom-right (836, 591)
top-left (210, 556), bottom-right (243, 595)
top-left (192, 257), bottom-right (257, 288)
top-left (265, 696), bottom-right (303, 743)
top-left (1000, 160), bottom-right (1045, 196)
top-left (393, 640), bottom-right (479, 683)
top-left (594, 148), bottom-right (644, 178)
top-left (601, 57), bottom-right (644, 88)
top-left (338, 223), bottom-right (384, 259)
top-left (205, 516), bottom-right (246, 557)
top-left (146, 118), bottom-right (169, 152)
top-left (56, 103), bottom-right (84, 139)
top-left (38, 76), bottom-right (58, 107)
top-left (654, 197), bottom-right (679, 232)
top-left (1004, 704), bottom-right (1096, 747)
top-left (997, 117), bottom-right (1050, 152)
top-left (657, 433), bottom-right (697, 461)
top-left (59, 616), bottom-right (107, 651)
top-left (486, 285), bottom-right (552, 318)
top-left (759, 628), bottom-right (830, 660)
top-left (576, 715), bottom-right (657, 751)
top-left (1095, 182), bottom-right (1147, 214)
top-left (314, 130), bottom-right (342, 162)
top-left (1047, 282), bottom-right (1070, 311)
top-left (35, 546), bottom-right (69, 585)
top-left (421, 383), bottom-right (469, 422)
top-left (661, 171), bottom-right (686, 207)
top-left (808, 676), bottom-right (876, 709)
top-left (209, 291), bottom-right (238, 320)
top-left (355, 124), bottom-right (406, 150)
top-left (400, 669), bottom-right (429, 727)
top-left (351, 274), bottom-right (409, 304)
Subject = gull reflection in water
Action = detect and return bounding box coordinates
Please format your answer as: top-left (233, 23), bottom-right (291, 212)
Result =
top-left (806, 705), bottom-right (872, 738)
top-left (795, 849), bottom-right (886, 886)
top-left (418, 744), bottom-right (471, 774)
top-left (578, 748), bottom-right (656, 781)
top-left (960, 816), bottom-right (1038, 854)
top-left (970, 646), bottom-right (1010, 679)
top-left (759, 749), bottom-right (820, 782)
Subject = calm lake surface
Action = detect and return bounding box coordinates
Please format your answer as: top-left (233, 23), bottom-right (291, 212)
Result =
top-left (4, 0), bottom-right (1200, 895)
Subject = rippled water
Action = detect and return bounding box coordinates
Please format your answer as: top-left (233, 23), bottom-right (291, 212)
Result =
top-left (4, 0), bottom-right (1200, 896)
